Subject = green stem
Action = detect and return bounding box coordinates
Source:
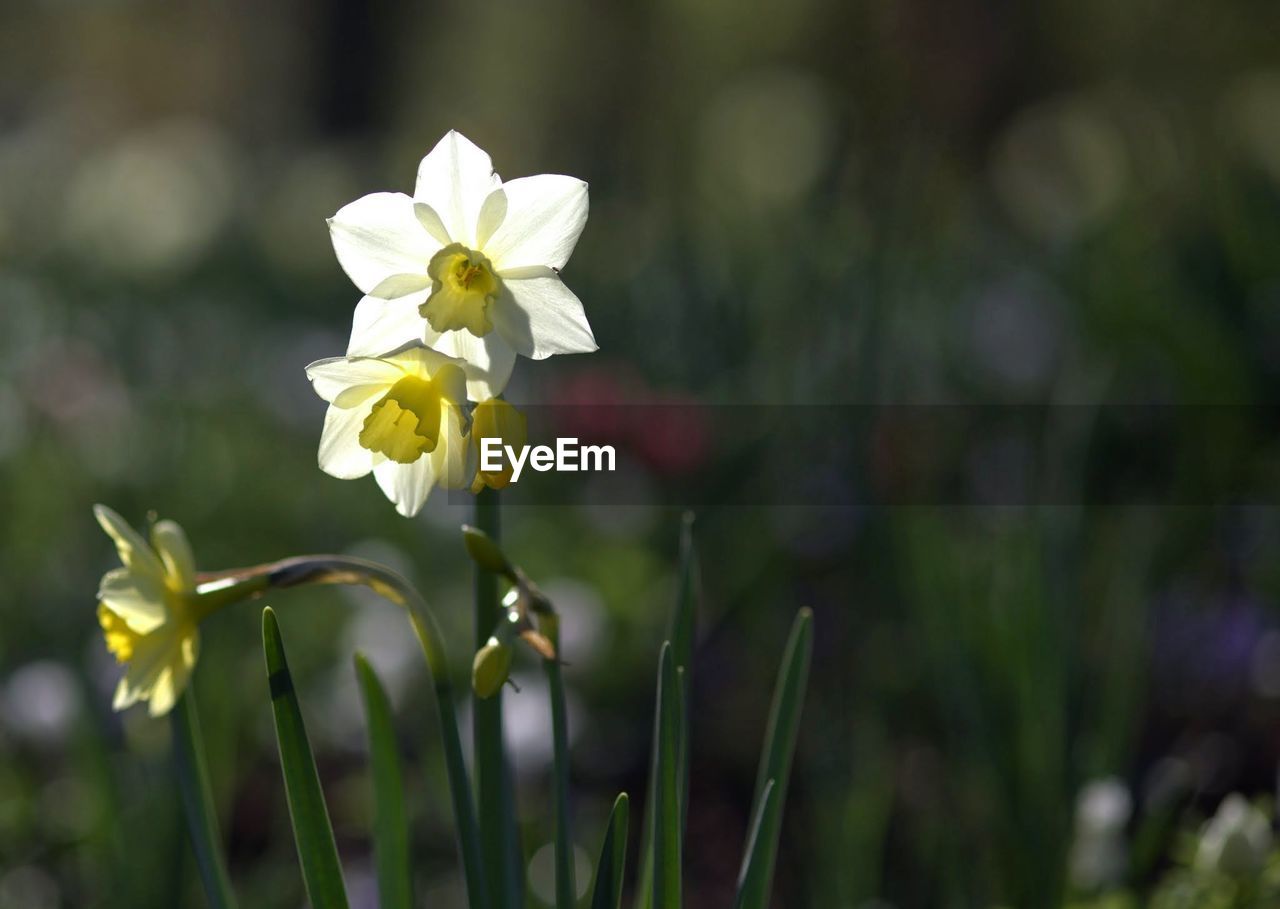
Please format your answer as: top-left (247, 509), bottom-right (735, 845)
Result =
top-left (472, 488), bottom-right (523, 908)
top-left (170, 687), bottom-right (238, 909)
top-left (545, 639), bottom-right (576, 909)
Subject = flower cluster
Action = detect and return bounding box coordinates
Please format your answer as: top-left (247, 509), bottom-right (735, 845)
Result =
top-left (308, 131), bottom-right (595, 516)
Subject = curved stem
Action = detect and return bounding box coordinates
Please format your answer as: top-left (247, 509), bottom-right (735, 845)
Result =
top-left (221, 554), bottom-right (489, 909)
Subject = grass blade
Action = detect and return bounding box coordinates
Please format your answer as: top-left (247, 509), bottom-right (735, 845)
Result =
top-left (261, 607), bottom-right (349, 909)
top-left (544, 633), bottom-right (576, 909)
top-left (740, 608), bottom-right (814, 908)
top-left (733, 780), bottom-right (777, 909)
top-left (669, 513), bottom-right (697, 836)
top-left (471, 488), bottom-right (523, 909)
top-left (651, 642), bottom-right (683, 909)
top-left (636, 515), bottom-right (698, 909)
top-left (589, 794), bottom-right (629, 909)
top-left (170, 687), bottom-right (238, 909)
top-left (354, 654), bottom-right (412, 909)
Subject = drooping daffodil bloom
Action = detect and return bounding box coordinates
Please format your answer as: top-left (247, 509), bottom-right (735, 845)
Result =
top-left (470, 397), bottom-right (527, 492)
top-left (306, 345), bottom-right (475, 517)
top-left (328, 130), bottom-right (596, 401)
top-left (95, 505), bottom-right (202, 717)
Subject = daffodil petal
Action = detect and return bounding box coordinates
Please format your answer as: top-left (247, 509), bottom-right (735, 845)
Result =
top-left (319, 402), bottom-right (378, 479)
top-left (426, 326), bottom-right (517, 401)
top-left (369, 272), bottom-right (433, 299)
top-left (305, 356), bottom-right (403, 404)
top-left (495, 275), bottom-right (597, 359)
top-left (413, 131), bottom-right (501, 248)
top-left (116, 629), bottom-right (178, 709)
top-left (383, 345), bottom-right (468, 386)
top-left (94, 505), bottom-right (166, 582)
top-left (146, 633), bottom-right (197, 717)
top-left (151, 520), bottom-right (195, 593)
top-left (329, 191), bottom-right (439, 295)
top-left (373, 456), bottom-right (438, 518)
top-left (346, 294), bottom-right (429, 358)
top-left (432, 403), bottom-right (477, 490)
top-left (98, 568), bottom-right (167, 634)
top-left (482, 175), bottom-right (589, 272)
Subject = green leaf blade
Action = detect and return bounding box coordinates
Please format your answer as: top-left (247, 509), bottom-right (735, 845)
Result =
top-left (354, 654), bottom-right (412, 909)
top-left (589, 794), bottom-right (629, 909)
top-left (651, 642), bottom-right (683, 909)
top-left (733, 779), bottom-right (777, 909)
top-left (741, 608), bottom-right (814, 908)
top-left (262, 607), bottom-right (349, 909)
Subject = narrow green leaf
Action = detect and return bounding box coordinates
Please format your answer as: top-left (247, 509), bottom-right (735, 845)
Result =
top-left (589, 794), bottom-right (629, 909)
top-left (636, 515), bottom-right (698, 909)
top-left (668, 512), bottom-right (698, 682)
top-left (732, 780), bottom-right (777, 909)
top-left (651, 642), bottom-right (683, 909)
top-left (669, 513), bottom-right (697, 837)
top-left (170, 688), bottom-right (238, 909)
top-left (354, 654), bottom-right (412, 909)
top-left (471, 489), bottom-right (523, 909)
top-left (545, 654), bottom-right (576, 909)
top-left (261, 607), bottom-right (349, 909)
top-left (741, 609), bottom-right (814, 908)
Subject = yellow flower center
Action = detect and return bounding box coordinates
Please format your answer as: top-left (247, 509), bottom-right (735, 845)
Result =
top-left (421, 243), bottom-right (500, 337)
top-left (358, 374), bottom-right (447, 464)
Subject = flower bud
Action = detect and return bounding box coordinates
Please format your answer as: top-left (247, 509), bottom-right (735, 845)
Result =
top-left (472, 637), bottom-right (514, 699)
top-left (462, 525), bottom-right (514, 579)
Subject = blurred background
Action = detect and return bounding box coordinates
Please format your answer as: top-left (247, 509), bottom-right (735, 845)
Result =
top-left (4, 0), bottom-right (1280, 906)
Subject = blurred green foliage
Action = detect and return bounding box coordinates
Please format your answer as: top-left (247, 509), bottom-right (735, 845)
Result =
top-left (3, 0), bottom-right (1280, 906)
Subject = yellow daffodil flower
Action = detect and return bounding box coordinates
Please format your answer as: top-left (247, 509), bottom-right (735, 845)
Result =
top-left (95, 505), bottom-right (201, 718)
top-left (470, 397), bottom-right (528, 492)
top-left (305, 345), bottom-right (475, 517)
top-left (328, 131), bottom-right (596, 401)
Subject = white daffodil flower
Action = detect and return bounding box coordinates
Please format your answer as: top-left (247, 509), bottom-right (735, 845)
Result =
top-left (305, 345), bottom-right (475, 517)
top-left (328, 130), bottom-right (596, 400)
top-left (95, 505), bottom-right (201, 717)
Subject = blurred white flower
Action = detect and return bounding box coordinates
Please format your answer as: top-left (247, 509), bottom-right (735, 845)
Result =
top-left (1069, 777), bottom-right (1131, 891)
top-left (62, 120), bottom-right (235, 276)
top-left (2, 661), bottom-right (80, 748)
top-left (305, 345), bottom-right (474, 517)
top-left (1195, 793), bottom-right (1274, 877)
top-left (329, 131), bottom-right (595, 400)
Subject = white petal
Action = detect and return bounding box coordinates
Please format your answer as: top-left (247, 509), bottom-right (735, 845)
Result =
top-left (151, 520), bottom-right (195, 592)
top-left (98, 568), bottom-right (167, 634)
top-left (413, 131), bottom-right (501, 248)
top-left (373, 458), bottom-right (438, 518)
top-left (94, 505), bottom-right (165, 582)
top-left (116, 630), bottom-right (177, 708)
top-left (431, 404), bottom-right (476, 490)
top-left (425, 328), bottom-right (517, 400)
top-left (346, 294), bottom-right (429, 357)
top-left (384, 345), bottom-right (469, 382)
top-left (146, 632), bottom-right (198, 717)
top-left (329, 192), bottom-right (439, 295)
top-left (495, 275), bottom-right (597, 359)
top-left (318, 402), bottom-right (377, 479)
top-left (305, 357), bottom-right (402, 404)
top-left (483, 175), bottom-right (589, 272)
top-left (368, 273), bottom-right (433, 299)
